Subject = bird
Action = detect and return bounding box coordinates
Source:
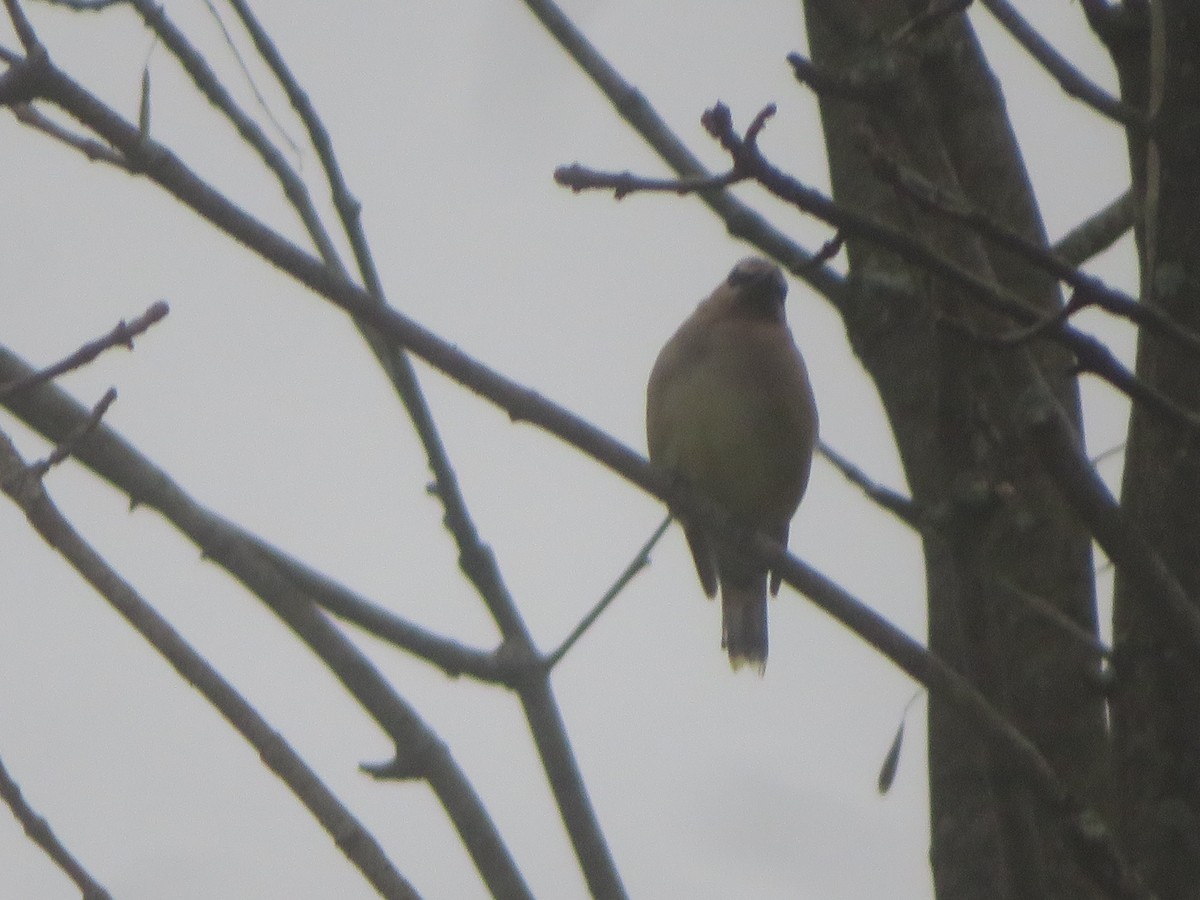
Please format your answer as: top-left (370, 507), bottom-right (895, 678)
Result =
top-left (646, 256), bottom-right (818, 672)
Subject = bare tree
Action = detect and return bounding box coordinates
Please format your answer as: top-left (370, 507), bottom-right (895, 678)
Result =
top-left (1, 0), bottom-right (1194, 897)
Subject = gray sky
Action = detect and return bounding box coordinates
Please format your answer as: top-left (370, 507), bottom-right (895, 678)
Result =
top-left (1, 1), bottom-right (1133, 897)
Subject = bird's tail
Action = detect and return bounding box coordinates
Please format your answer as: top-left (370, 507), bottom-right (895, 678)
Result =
top-left (720, 575), bottom-right (768, 674)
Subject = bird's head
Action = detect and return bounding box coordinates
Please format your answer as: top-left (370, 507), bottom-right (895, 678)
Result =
top-left (725, 257), bottom-right (788, 321)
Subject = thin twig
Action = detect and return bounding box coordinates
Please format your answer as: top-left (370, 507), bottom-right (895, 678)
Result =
top-left (817, 441), bottom-right (922, 530)
top-left (555, 164), bottom-right (744, 198)
top-left (1091, 441), bottom-right (1125, 467)
top-left (544, 514), bottom-right (671, 670)
top-left (120, 0), bottom-right (343, 270)
top-left (0, 753), bottom-right (112, 900)
top-left (0, 300), bottom-right (168, 398)
top-left (12, 103), bottom-right (130, 166)
top-left (808, 232), bottom-right (846, 269)
top-left (28, 387), bottom-right (115, 479)
top-left (197, 0), bottom-right (302, 161)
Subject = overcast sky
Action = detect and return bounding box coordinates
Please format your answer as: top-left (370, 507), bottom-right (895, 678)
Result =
top-left (1, 1), bottom-right (1134, 897)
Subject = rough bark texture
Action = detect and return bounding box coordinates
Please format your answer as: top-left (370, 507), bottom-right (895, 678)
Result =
top-left (1110, 2), bottom-right (1200, 896)
top-left (801, 1), bottom-right (1109, 895)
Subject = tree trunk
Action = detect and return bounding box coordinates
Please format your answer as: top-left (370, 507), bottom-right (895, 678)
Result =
top-left (801, 1), bottom-right (1109, 895)
top-left (1110, 2), bottom-right (1200, 895)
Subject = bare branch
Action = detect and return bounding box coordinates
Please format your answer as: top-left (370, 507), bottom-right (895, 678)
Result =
top-left (0, 753), bottom-right (112, 900)
top-left (978, 0), bottom-right (1148, 130)
top-left (0, 348), bottom-right (533, 900)
top-left (520, 0), bottom-right (848, 309)
top-left (995, 580), bottom-right (1113, 660)
top-left (196, 0), bottom-right (302, 161)
top-left (865, 144), bottom-right (1200, 358)
top-left (1, 33), bottom-right (625, 896)
top-left (0, 300), bottom-right (168, 399)
top-left (30, 0), bottom-right (122, 8)
top-left (1019, 391), bottom-right (1200, 653)
top-left (244, 533), bottom-right (506, 683)
top-left (0, 428), bottom-right (422, 900)
top-left (222, 0), bottom-right (395, 314)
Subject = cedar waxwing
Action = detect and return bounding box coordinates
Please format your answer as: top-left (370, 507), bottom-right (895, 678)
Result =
top-left (646, 257), bottom-right (818, 672)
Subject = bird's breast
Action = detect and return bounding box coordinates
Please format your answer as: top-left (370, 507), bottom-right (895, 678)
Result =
top-left (647, 327), bottom-right (816, 527)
